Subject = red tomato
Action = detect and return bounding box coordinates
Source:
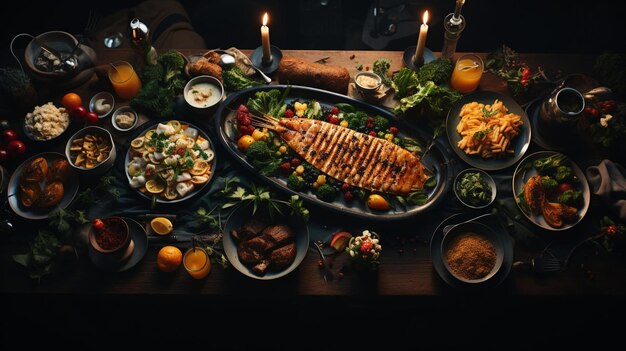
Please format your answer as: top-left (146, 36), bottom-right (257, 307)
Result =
top-left (85, 111), bottom-right (99, 125)
top-left (71, 106), bottom-right (87, 120)
top-left (6, 140), bottom-right (26, 158)
top-left (92, 218), bottom-right (105, 232)
top-left (558, 183), bottom-right (573, 193)
top-left (0, 129), bottom-right (17, 145)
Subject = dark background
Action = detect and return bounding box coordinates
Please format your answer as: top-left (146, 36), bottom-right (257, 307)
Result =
top-left (1, 0), bottom-right (624, 60)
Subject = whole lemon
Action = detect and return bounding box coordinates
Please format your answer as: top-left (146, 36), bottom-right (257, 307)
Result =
top-left (157, 246), bottom-right (182, 272)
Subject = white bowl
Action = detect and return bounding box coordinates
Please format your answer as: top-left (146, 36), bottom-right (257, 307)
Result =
top-left (89, 92), bottom-right (115, 119)
top-left (354, 71), bottom-right (382, 97)
top-left (65, 126), bottom-right (116, 176)
top-left (183, 75), bottom-right (224, 115)
top-left (111, 106), bottom-right (138, 132)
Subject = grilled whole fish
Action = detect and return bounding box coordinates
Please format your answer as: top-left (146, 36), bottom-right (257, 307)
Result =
top-left (252, 115), bottom-right (430, 194)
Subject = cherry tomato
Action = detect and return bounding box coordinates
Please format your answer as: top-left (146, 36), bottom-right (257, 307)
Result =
top-left (85, 111), bottom-right (99, 125)
top-left (92, 218), bottom-right (105, 232)
top-left (558, 183), bottom-right (573, 193)
top-left (0, 129), bottom-right (17, 145)
top-left (62, 93), bottom-right (83, 110)
top-left (6, 140), bottom-right (26, 158)
top-left (71, 106), bottom-right (87, 120)
top-left (284, 109), bottom-right (294, 118)
top-left (331, 106), bottom-right (339, 114)
top-left (607, 225), bottom-right (618, 235)
top-left (0, 149), bottom-right (7, 163)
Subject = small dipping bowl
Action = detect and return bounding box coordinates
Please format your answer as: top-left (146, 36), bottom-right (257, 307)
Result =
top-left (441, 221), bottom-right (504, 285)
top-left (354, 71), bottom-right (382, 97)
top-left (183, 75), bottom-right (224, 115)
top-left (89, 217), bottom-right (133, 262)
top-left (111, 106), bottom-right (138, 132)
top-left (89, 91), bottom-right (115, 119)
top-left (454, 168), bottom-right (497, 209)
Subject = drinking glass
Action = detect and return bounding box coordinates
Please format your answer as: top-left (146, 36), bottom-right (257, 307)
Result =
top-left (451, 53), bottom-right (484, 94)
top-left (183, 247), bottom-right (211, 279)
top-left (108, 61), bottom-right (141, 100)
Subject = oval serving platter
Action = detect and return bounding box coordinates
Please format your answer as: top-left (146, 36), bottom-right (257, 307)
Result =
top-left (214, 85), bottom-right (453, 221)
top-left (124, 120), bottom-right (217, 204)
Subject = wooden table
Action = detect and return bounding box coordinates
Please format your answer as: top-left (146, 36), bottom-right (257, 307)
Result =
top-left (2, 50), bottom-right (625, 345)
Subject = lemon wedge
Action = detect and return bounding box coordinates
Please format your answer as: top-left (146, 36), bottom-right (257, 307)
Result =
top-left (145, 179), bottom-right (165, 194)
top-left (151, 217), bottom-right (173, 235)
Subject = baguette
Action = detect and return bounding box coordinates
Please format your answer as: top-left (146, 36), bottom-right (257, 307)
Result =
top-left (278, 56), bottom-right (350, 94)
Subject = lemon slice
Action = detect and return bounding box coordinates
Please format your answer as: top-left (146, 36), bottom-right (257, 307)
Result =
top-left (146, 179), bottom-right (165, 194)
top-left (144, 129), bottom-right (157, 140)
top-left (166, 120), bottom-right (182, 132)
top-left (190, 159), bottom-right (210, 175)
top-left (131, 137), bottom-right (144, 149)
top-left (151, 217), bottom-right (173, 235)
top-left (163, 186), bottom-right (178, 200)
top-left (204, 149), bottom-right (214, 162)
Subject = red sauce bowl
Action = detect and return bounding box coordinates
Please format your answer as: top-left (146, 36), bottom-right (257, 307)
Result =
top-left (89, 217), bottom-right (130, 256)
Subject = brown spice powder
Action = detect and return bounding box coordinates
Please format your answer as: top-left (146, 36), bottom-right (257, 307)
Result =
top-left (445, 232), bottom-right (497, 280)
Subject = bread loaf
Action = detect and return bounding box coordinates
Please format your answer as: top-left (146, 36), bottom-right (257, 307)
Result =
top-left (278, 57), bottom-right (350, 94)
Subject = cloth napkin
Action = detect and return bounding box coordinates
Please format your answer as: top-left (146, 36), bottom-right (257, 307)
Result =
top-left (586, 159), bottom-right (626, 220)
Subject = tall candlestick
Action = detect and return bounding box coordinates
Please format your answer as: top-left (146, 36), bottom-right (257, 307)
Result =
top-left (452, 0), bottom-right (465, 25)
top-left (261, 13), bottom-right (272, 62)
top-left (414, 11), bottom-right (429, 64)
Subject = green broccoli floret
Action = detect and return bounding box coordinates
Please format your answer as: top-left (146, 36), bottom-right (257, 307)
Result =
top-left (346, 111), bottom-right (368, 129)
top-left (416, 58), bottom-right (453, 85)
top-left (373, 115), bottom-right (389, 130)
top-left (130, 80), bottom-right (174, 118)
top-left (141, 63), bottom-right (165, 83)
top-left (246, 141), bottom-right (271, 161)
top-left (316, 184), bottom-right (336, 202)
top-left (541, 177), bottom-right (558, 192)
top-left (554, 166), bottom-right (574, 182)
top-left (159, 50), bottom-right (185, 82)
top-left (558, 189), bottom-right (582, 207)
top-left (287, 174), bottom-right (306, 191)
top-left (0, 66), bottom-right (36, 108)
top-left (223, 66), bottom-right (263, 92)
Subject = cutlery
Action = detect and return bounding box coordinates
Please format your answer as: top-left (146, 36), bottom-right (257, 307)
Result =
top-left (442, 213), bottom-right (494, 235)
top-left (513, 256), bottom-right (563, 273)
top-left (312, 240), bottom-right (333, 282)
top-left (219, 53), bottom-right (272, 83)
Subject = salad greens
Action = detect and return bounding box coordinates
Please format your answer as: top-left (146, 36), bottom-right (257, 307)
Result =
top-left (373, 58), bottom-right (392, 86)
top-left (456, 172), bottom-right (493, 207)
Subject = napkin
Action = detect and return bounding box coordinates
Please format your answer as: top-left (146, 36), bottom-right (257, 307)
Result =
top-left (586, 159), bottom-right (626, 220)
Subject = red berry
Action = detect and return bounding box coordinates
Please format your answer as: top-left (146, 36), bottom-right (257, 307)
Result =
top-left (360, 241), bottom-right (373, 254)
top-left (367, 117), bottom-right (374, 123)
top-left (341, 183), bottom-right (350, 192)
top-left (239, 125), bottom-right (254, 135)
top-left (237, 104), bottom-right (249, 114)
top-left (390, 127), bottom-right (399, 135)
top-left (369, 131), bottom-right (377, 137)
top-left (367, 122), bottom-right (374, 128)
top-left (329, 116), bottom-right (340, 125)
top-left (344, 191), bottom-right (354, 201)
top-left (92, 218), bottom-right (105, 232)
top-left (326, 113), bottom-right (334, 121)
top-left (291, 158), bottom-right (301, 167)
top-left (280, 162), bottom-right (292, 172)
top-left (331, 106), bottom-right (339, 114)
top-left (284, 109), bottom-right (294, 118)
top-left (0, 129), bottom-right (17, 145)
top-left (239, 116), bottom-right (251, 126)
top-left (607, 225), bottom-right (618, 236)
top-left (317, 260), bottom-right (324, 269)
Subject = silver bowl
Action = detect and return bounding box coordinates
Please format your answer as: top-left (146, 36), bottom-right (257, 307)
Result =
top-left (65, 126), bottom-right (116, 176)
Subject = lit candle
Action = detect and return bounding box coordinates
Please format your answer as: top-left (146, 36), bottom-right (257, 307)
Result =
top-left (453, 0), bottom-right (466, 20)
top-left (414, 11), bottom-right (429, 62)
top-left (261, 12), bottom-right (271, 61)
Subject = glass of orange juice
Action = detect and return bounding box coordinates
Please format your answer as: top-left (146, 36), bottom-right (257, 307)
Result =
top-left (183, 247), bottom-right (211, 279)
top-left (450, 54), bottom-right (484, 94)
top-left (108, 61), bottom-right (142, 100)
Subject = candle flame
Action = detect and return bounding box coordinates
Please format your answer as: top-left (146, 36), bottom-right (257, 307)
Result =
top-left (263, 13), bottom-right (268, 26)
top-left (423, 10), bottom-right (429, 24)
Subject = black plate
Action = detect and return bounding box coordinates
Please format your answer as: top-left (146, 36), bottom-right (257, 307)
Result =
top-left (446, 91), bottom-right (531, 171)
top-left (214, 85), bottom-right (453, 221)
top-left (430, 212), bottom-right (514, 289)
top-left (124, 120), bottom-right (216, 204)
top-left (7, 152), bottom-right (79, 220)
top-left (88, 217), bottom-right (148, 272)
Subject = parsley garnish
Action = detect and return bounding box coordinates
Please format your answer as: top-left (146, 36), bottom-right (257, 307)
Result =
top-left (192, 144), bottom-right (209, 159)
top-left (473, 127), bottom-right (493, 140)
top-left (482, 106), bottom-right (500, 118)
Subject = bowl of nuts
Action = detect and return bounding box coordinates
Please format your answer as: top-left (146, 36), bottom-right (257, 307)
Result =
top-left (65, 126), bottom-right (116, 176)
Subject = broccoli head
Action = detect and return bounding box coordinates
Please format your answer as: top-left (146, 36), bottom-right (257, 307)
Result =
top-left (373, 115), bottom-right (389, 131)
top-left (223, 66), bottom-right (263, 92)
top-left (246, 141), bottom-right (271, 161)
top-left (287, 174), bottom-right (305, 191)
top-left (159, 50), bottom-right (185, 82)
top-left (130, 80), bottom-right (174, 118)
top-left (316, 184), bottom-right (336, 202)
top-left (540, 177), bottom-right (558, 192)
top-left (554, 166), bottom-right (574, 182)
top-left (141, 63), bottom-right (165, 83)
top-left (346, 112), bottom-right (368, 130)
top-left (558, 189), bottom-right (582, 207)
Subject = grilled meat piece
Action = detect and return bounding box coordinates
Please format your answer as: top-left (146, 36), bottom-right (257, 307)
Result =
top-left (38, 181), bottom-right (64, 208)
top-left (241, 236), bottom-right (273, 253)
top-left (238, 246), bottom-right (264, 265)
top-left (48, 159), bottom-right (70, 182)
top-left (524, 175), bottom-right (544, 215)
top-left (256, 116), bottom-right (430, 194)
top-left (252, 260), bottom-right (270, 275)
top-left (262, 224), bottom-right (294, 248)
top-left (19, 183), bottom-right (40, 208)
top-left (231, 218), bottom-right (268, 242)
top-left (270, 243), bottom-right (296, 269)
top-left (21, 157), bottom-right (48, 183)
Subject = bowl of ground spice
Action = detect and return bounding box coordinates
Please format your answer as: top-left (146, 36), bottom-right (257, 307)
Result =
top-left (89, 217), bottom-right (133, 261)
top-left (442, 222), bottom-right (504, 284)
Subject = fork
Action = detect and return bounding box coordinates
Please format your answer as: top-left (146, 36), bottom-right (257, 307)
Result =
top-left (312, 241), bottom-right (333, 282)
top-left (513, 256), bottom-right (563, 273)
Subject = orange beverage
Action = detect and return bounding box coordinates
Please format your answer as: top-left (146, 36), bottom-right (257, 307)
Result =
top-left (450, 54), bottom-right (484, 94)
top-left (183, 247), bottom-right (211, 279)
top-left (108, 61), bottom-right (142, 99)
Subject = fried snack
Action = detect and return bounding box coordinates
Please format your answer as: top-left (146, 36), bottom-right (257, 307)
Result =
top-left (38, 181), bottom-right (64, 208)
top-left (69, 133), bottom-right (112, 169)
top-left (19, 183), bottom-right (40, 208)
top-left (187, 58), bottom-right (223, 81)
top-left (204, 51), bottom-right (221, 64)
top-left (278, 56), bottom-right (350, 94)
top-left (47, 159), bottom-right (69, 182)
top-left (21, 157), bottom-right (48, 183)
top-left (456, 100), bottom-right (523, 159)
